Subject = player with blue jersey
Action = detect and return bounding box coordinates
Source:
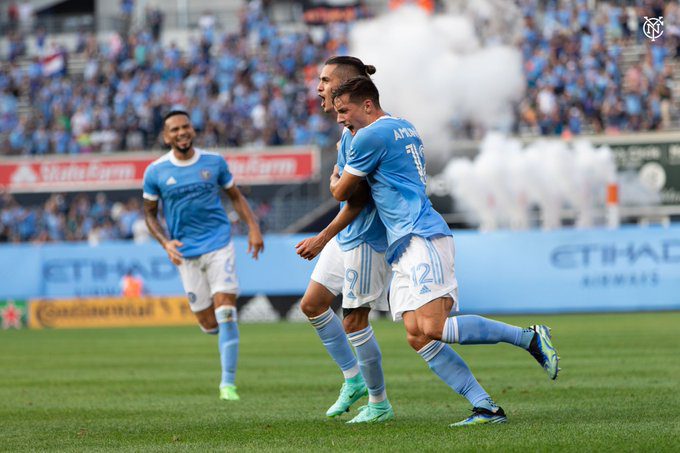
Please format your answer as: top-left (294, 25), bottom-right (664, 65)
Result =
top-left (295, 57), bottom-right (394, 423)
top-left (330, 77), bottom-right (560, 427)
top-left (143, 110), bottom-right (264, 402)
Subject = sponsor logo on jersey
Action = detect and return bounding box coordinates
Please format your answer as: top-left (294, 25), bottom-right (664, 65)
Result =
top-left (166, 176), bottom-right (177, 185)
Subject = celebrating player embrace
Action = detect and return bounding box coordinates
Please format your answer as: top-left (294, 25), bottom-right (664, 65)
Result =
top-left (330, 76), bottom-right (560, 427)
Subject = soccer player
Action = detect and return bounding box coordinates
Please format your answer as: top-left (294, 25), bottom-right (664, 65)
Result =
top-left (330, 77), bottom-right (559, 426)
top-left (295, 56), bottom-right (394, 423)
top-left (143, 110), bottom-right (264, 402)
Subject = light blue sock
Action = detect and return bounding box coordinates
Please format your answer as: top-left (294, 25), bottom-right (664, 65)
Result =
top-left (309, 308), bottom-right (359, 378)
top-left (216, 306), bottom-right (239, 387)
top-left (442, 315), bottom-right (534, 349)
top-left (418, 340), bottom-right (495, 410)
top-left (348, 325), bottom-right (386, 403)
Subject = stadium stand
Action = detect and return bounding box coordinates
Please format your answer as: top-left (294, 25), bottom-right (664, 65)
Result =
top-left (2, 0), bottom-right (678, 156)
top-left (0, 0), bottom-right (678, 242)
top-left (0, 190), bottom-right (274, 243)
top-left (0, 1), bottom-right (342, 154)
top-left (516, 0), bottom-right (679, 137)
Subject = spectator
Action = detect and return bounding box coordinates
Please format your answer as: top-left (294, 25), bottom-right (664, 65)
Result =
top-left (120, 269), bottom-right (144, 297)
top-left (145, 7), bottom-right (164, 43)
top-left (18, 0), bottom-right (34, 33)
top-left (7, 2), bottom-right (19, 32)
top-left (120, 0), bottom-right (134, 37)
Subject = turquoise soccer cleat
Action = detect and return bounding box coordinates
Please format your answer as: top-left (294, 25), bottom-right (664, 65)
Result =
top-left (528, 325), bottom-right (560, 380)
top-left (346, 400), bottom-right (394, 424)
top-left (219, 384), bottom-right (240, 401)
top-left (326, 376), bottom-right (368, 417)
top-left (450, 406), bottom-right (507, 427)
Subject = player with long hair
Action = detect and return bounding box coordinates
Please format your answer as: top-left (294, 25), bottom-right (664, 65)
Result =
top-left (295, 56), bottom-right (394, 423)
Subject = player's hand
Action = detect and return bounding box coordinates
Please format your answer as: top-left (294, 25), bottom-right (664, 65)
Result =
top-left (248, 229), bottom-right (264, 260)
top-left (295, 234), bottom-right (327, 260)
top-left (163, 239), bottom-right (184, 265)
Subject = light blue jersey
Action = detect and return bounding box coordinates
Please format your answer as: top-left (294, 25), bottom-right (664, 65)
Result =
top-left (344, 116), bottom-right (451, 264)
top-left (143, 148), bottom-right (234, 258)
top-left (336, 128), bottom-right (388, 253)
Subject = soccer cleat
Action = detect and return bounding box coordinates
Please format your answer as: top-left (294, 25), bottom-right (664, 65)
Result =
top-left (326, 377), bottom-right (368, 417)
top-left (219, 384), bottom-right (240, 401)
top-left (346, 400), bottom-right (394, 424)
top-left (527, 325), bottom-right (559, 380)
top-left (450, 406), bottom-right (507, 427)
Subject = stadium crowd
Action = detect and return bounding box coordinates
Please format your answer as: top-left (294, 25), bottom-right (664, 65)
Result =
top-left (0, 191), bottom-right (272, 244)
top-left (516, 0), bottom-right (678, 136)
top-left (0, 0), bottom-right (679, 243)
top-left (0, 192), bottom-right (147, 244)
top-left (1, 0), bottom-right (678, 158)
top-left (1, 1), bottom-right (346, 155)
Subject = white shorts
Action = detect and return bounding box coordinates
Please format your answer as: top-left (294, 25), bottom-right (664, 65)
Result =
top-left (311, 238), bottom-right (390, 311)
top-left (389, 235), bottom-right (459, 321)
top-left (177, 242), bottom-right (239, 313)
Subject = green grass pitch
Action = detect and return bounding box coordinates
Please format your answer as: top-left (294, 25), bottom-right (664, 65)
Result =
top-left (1, 312), bottom-right (679, 452)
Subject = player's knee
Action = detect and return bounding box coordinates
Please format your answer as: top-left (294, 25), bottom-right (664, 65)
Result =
top-left (300, 295), bottom-right (329, 318)
top-left (213, 292), bottom-right (236, 307)
top-left (406, 332), bottom-right (429, 351)
top-left (299, 296), bottom-right (318, 317)
top-left (404, 321), bottom-right (427, 350)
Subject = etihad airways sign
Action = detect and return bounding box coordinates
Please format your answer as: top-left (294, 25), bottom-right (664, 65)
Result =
top-left (0, 147), bottom-right (320, 193)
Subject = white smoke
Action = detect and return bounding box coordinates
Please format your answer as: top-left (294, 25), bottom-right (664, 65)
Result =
top-left (349, 5), bottom-right (524, 155)
top-left (349, 3), bottom-right (661, 230)
top-left (443, 133), bottom-right (619, 230)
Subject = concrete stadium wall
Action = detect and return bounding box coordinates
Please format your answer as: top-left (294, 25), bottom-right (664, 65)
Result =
top-left (0, 225), bottom-right (678, 314)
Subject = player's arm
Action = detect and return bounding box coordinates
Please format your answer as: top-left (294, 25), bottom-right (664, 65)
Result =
top-left (330, 164), bottom-right (363, 202)
top-left (143, 199), bottom-right (183, 265)
top-left (296, 180), bottom-right (370, 260)
top-left (332, 131), bottom-right (380, 201)
top-left (225, 185), bottom-right (264, 259)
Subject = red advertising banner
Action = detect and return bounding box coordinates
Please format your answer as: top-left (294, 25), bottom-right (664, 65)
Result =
top-left (0, 147), bottom-right (319, 193)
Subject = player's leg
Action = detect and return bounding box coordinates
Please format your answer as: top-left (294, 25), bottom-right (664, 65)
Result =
top-left (301, 280), bottom-right (360, 378)
top-left (440, 315), bottom-right (559, 379)
top-left (177, 255), bottom-right (231, 399)
top-left (213, 293), bottom-right (239, 400)
top-left (391, 237), bottom-right (504, 426)
top-left (301, 281), bottom-right (365, 416)
top-left (204, 243), bottom-right (241, 400)
top-left (344, 308), bottom-right (385, 404)
top-left (404, 300), bottom-right (507, 427)
top-left (420, 236), bottom-right (559, 379)
top-left (342, 244), bottom-right (393, 423)
top-left (301, 239), bottom-right (365, 417)
top-left (344, 307), bottom-right (393, 423)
